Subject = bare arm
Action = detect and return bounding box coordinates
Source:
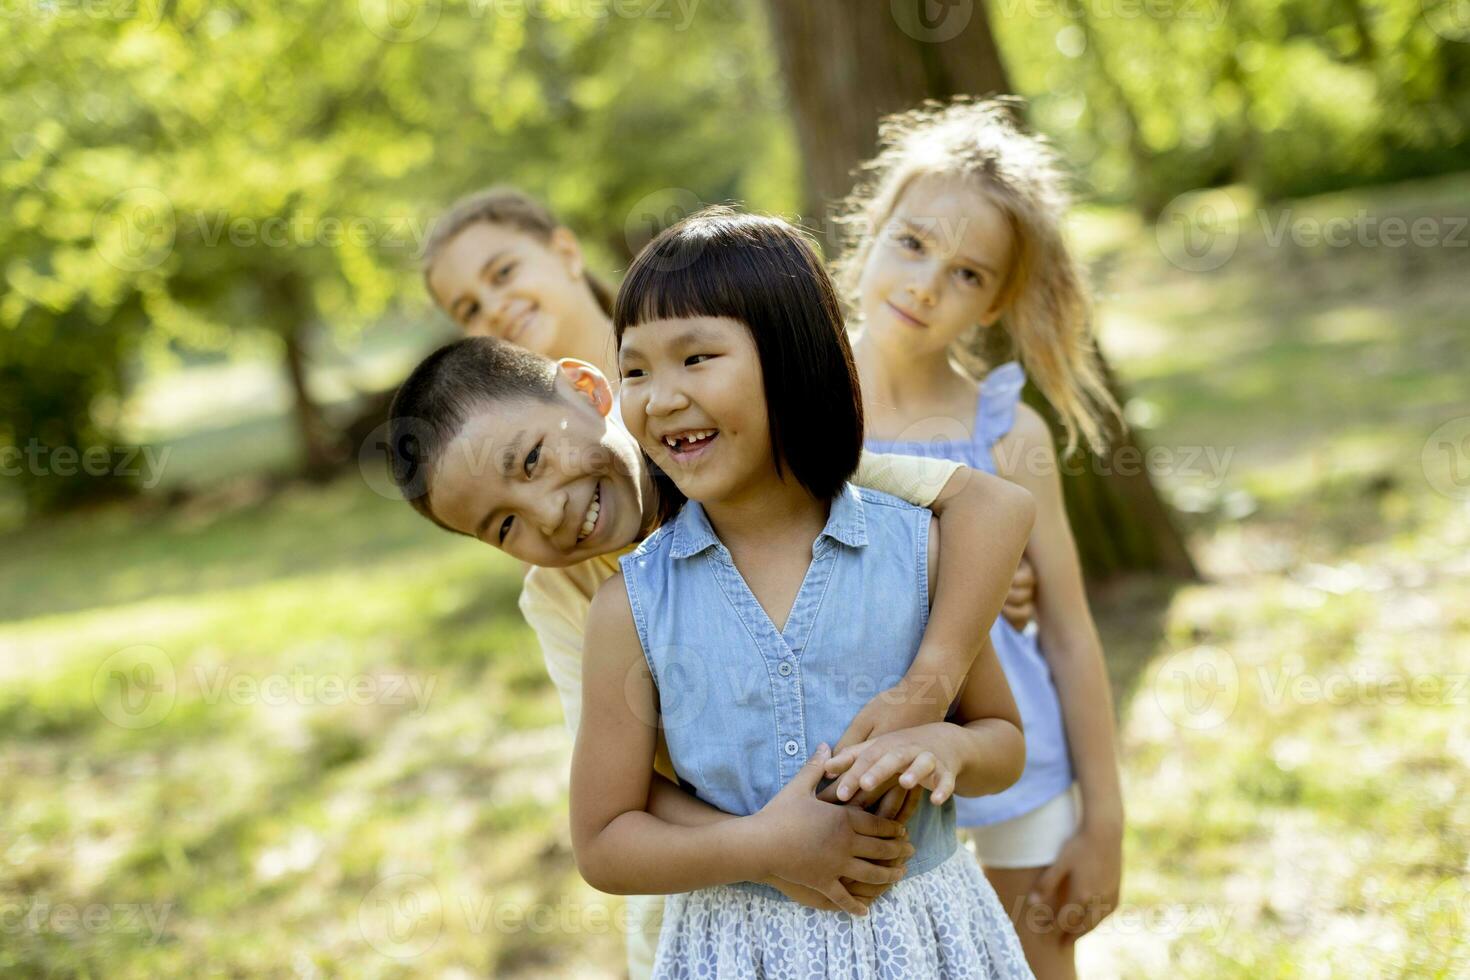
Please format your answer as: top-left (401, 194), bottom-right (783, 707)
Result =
top-left (994, 405), bottom-right (1124, 837)
top-left (993, 404), bottom-right (1124, 935)
top-left (570, 574), bottom-right (910, 911)
top-left (837, 459), bottom-right (1036, 751)
top-left (916, 465), bottom-right (1036, 704)
top-left (570, 575), bottom-right (767, 895)
top-left (827, 516), bottom-right (1026, 802)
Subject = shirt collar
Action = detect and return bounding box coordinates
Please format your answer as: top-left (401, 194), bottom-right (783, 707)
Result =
top-left (668, 483), bottom-right (868, 560)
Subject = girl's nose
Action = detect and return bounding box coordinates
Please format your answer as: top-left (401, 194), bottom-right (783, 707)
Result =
top-left (644, 378), bottom-right (690, 417)
top-left (905, 270), bottom-right (939, 307)
top-left (487, 295), bottom-right (515, 336)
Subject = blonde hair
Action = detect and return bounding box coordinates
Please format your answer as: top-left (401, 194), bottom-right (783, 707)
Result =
top-left (422, 187), bottom-right (615, 317)
top-left (834, 97), bottom-right (1120, 455)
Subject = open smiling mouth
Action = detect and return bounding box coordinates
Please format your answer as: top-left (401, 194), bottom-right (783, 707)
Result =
top-left (505, 305), bottom-right (537, 342)
top-left (576, 481), bottom-right (602, 544)
top-left (661, 429), bottom-right (719, 464)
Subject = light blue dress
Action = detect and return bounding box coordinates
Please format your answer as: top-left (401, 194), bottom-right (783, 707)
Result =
top-left (865, 362), bottom-right (1075, 827)
top-left (621, 485), bottom-right (1033, 979)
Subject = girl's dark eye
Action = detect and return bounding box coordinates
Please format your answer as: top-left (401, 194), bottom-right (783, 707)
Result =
top-left (622, 367), bottom-right (646, 379)
top-left (523, 441), bottom-right (542, 477)
top-left (493, 262), bottom-right (516, 285)
top-left (685, 354), bottom-right (713, 366)
top-left (461, 301), bottom-right (479, 324)
top-left (899, 233), bottom-right (923, 252)
top-left (957, 268), bottom-right (982, 286)
top-left (498, 515), bottom-right (514, 544)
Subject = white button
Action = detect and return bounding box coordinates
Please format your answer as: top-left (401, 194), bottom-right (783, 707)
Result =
top-left (784, 740), bottom-right (799, 756)
top-left (778, 662), bottom-right (793, 676)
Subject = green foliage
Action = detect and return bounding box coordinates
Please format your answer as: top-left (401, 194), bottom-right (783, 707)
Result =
top-left (1, 0), bottom-right (798, 513)
top-left (4, 0), bottom-right (1469, 516)
top-left (994, 0), bottom-right (1470, 208)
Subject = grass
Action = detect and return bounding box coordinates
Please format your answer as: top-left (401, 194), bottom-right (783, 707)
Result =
top-left (4, 173), bottom-right (1469, 978)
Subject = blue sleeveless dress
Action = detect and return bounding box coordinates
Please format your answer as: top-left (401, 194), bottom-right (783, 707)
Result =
top-left (865, 362), bottom-right (1075, 827)
top-left (621, 485), bottom-right (1033, 979)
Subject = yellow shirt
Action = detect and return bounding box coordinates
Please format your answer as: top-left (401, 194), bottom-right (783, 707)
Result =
top-left (518, 451), bottom-right (962, 736)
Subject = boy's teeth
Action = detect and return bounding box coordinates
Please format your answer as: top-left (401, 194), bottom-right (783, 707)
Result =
top-left (578, 485), bottom-right (600, 541)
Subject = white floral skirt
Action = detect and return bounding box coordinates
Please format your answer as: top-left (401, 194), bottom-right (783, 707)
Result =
top-left (651, 845), bottom-right (1033, 979)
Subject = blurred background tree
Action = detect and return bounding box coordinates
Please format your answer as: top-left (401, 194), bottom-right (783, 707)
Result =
top-left (3, 0), bottom-right (1467, 537)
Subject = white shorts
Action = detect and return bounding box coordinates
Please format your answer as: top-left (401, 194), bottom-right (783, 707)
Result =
top-left (965, 784), bottom-right (1081, 869)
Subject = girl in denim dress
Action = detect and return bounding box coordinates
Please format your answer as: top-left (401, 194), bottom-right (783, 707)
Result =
top-left (570, 208), bottom-right (1034, 978)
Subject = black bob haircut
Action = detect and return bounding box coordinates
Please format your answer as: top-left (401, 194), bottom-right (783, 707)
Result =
top-left (386, 335), bottom-right (559, 530)
top-left (613, 207), bottom-right (864, 522)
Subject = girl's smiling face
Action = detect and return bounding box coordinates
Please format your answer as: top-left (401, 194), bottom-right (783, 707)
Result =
top-left (425, 361), bottom-right (651, 567)
top-left (857, 174), bottom-right (1015, 358)
top-left (427, 222), bottom-right (598, 358)
top-left (617, 315), bottom-right (774, 506)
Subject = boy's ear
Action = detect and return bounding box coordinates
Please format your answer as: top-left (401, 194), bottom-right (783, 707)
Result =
top-left (548, 226), bottom-right (585, 280)
top-left (556, 358), bottom-right (614, 417)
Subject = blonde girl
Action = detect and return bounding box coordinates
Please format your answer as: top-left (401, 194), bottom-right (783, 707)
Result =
top-left (836, 98), bottom-right (1125, 980)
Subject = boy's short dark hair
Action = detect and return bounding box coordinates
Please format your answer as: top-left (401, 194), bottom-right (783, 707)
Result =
top-left (386, 336), bottom-right (559, 529)
top-left (613, 207), bottom-right (863, 518)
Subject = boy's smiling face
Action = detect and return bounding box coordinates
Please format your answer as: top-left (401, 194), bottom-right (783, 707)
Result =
top-left (426, 361), bottom-right (651, 567)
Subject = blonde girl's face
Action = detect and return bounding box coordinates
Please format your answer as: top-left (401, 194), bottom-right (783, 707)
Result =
top-left (427, 221), bottom-right (592, 357)
top-left (857, 174), bottom-right (1015, 358)
top-left (618, 315), bottom-right (774, 507)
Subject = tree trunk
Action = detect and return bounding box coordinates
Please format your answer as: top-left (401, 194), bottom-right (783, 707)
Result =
top-left (760, 0), bottom-right (1010, 232)
top-left (763, 0), bottom-right (1197, 580)
top-left (268, 271), bottom-right (340, 480)
top-left (1026, 356), bottom-right (1199, 580)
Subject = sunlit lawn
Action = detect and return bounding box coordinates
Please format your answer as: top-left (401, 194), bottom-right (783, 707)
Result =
top-left (4, 174), bottom-right (1468, 978)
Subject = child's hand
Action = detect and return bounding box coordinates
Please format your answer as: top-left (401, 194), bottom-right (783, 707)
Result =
top-left (836, 782), bottom-right (924, 905)
top-left (753, 744), bottom-right (915, 916)
top-left (832, 678), bottom-right (953, 756)
top-left (764, 790), bottom-right (918, 912)
top-left (823, 724), bottom-right (963, 806)
top-left (1028, 822), bottom-right (1123, 942)
top-left (1003, 554), bottom-right (1037, 630)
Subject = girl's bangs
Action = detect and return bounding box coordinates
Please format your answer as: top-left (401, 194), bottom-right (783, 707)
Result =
top-left (613, 224), bottom-right (774, 340)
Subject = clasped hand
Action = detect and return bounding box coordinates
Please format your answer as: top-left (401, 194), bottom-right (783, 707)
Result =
top-left (753, 744), bottom-right (917, 916)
